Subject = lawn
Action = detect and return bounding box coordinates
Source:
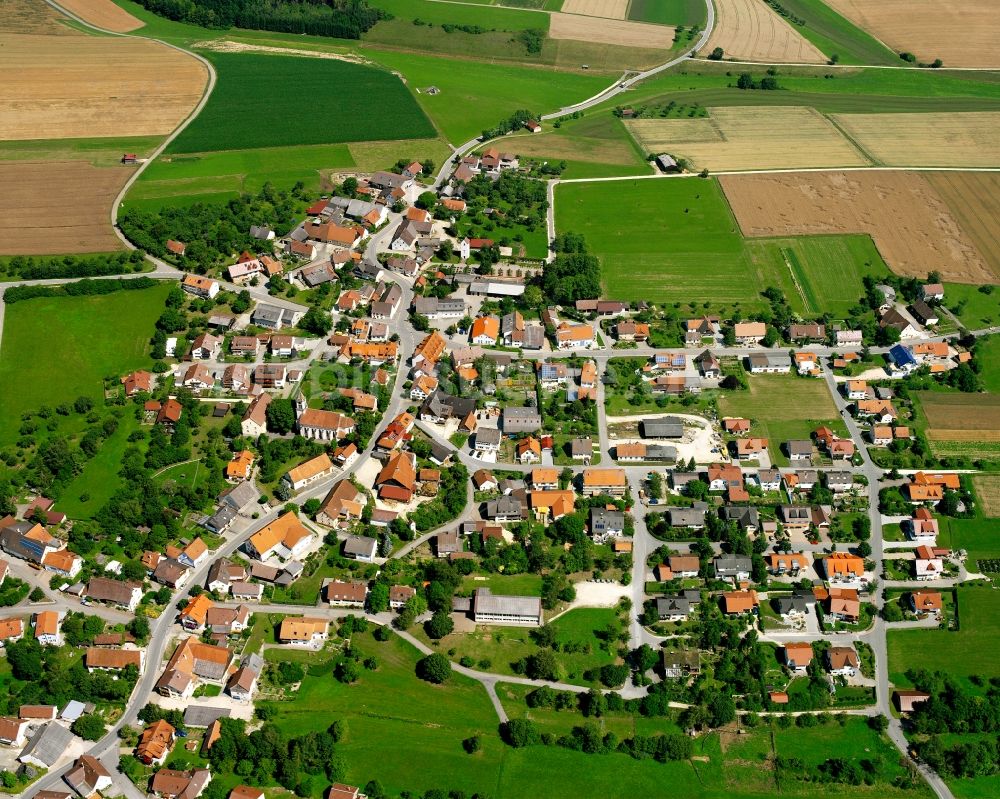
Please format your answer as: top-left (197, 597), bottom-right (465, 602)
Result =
top-left (461, 573), bottom-right (543, 597)
top-left (58, 413), bottom-right (144, 520)
top-left (168, 51), bottom-right (436, 154)
top-left (888, 586), bottom-right (1000, 689)
top-left (717, 374), bottom-right (847, 465)
top-left (758, 0), bottom-right (898, 65)
top-left (261, 629), bottom-right (504, 797)
top-left (628, 0), bottom-right (705, 26)
top-left (0, 283), bottom-right (169, 445)
top-left (554, 178), bottom-right (882, 313)
top-left (935, 516), bottom-right (1000, 572)
top-left (415, 606), bottom-right (620, 686)
top-left (771, 717), bottom-right (922, 789)
top-left (153, 459), bottom-right (209, 493)
top-left (943, 285), bottom-right (1000, 332)
top-left (971, 335), bottom-right (1000, 393)
top-left (495, 682), bottom-right (640, 738)
top-left (364, 49), bottom-right (612, 144)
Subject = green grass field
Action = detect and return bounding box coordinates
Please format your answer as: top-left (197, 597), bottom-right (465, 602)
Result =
top-left (888, 587), bottom-right (1000, 689)
top-left (461, 573), bottom-right (543, 596)
top-left (555, 178), bottom-right (882, 312)
top-left (717, 374), bottom-right (847, 465)
top-left (977, 336), bottom-right (1000, 394)
top-left (168, 51), bottom-right (436, 154)
top-left (125, 137), bottom-right (450, 210)
top-left (629, 0), bottom-right (705, 26)
top-left (0, 136), bottom-right (163, 167)
top-left (935, 516), bottom-right (1000, 572)
top-left (756, 0), bottom-right (898, 65)
top-left (260, 629), bottom-right (926, 799)
top-left (586, 63), bottom-right (1000, 116)
top-left (746, 235), bottom-right (891, 318)
top-left (944, 285), bottom-right (1000, 332)
top-left (365, 49), bottom-right (611, 144)
top-left (0, 283), bottom-right (169, 445)
top-left (58, 413), bottom-right (144, 520)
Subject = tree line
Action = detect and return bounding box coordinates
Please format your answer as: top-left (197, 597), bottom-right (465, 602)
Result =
top-left (133, 0), bottom-right (387, 39)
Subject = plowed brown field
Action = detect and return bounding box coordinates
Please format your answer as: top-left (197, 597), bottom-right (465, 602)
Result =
top-left (0, 33), bottom-right (207, 140)
top-left (0, 162), bottom-right (130, 255)
top-left (703, 0), bottom-right (826, 63)
top-left (720, 171), bottom-right (996, 284)
top-left (549, 13), bottom-right (675, 47)
top-left (924, 172), bottom-right (1000, 281)
top-left (56, 0), bottom-right (144, 32)
top-left (823, 0), bottom-right (999, 69)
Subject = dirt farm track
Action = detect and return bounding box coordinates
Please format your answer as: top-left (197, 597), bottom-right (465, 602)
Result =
top-left (720, 171), bottom-right (999, 285)
top-left (0, 33), bottom-right (207, 140)
top-left (0, 162), bottom-right (131, 255)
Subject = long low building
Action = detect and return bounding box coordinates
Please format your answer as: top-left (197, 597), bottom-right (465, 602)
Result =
top-left (471, 588), bottom-right (542, 626)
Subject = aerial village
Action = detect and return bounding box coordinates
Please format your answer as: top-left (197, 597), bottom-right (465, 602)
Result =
top-left (0, 141), bottom-right (986, 799)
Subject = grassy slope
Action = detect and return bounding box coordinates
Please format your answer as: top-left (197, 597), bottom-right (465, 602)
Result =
top-left (0, 284), bottom-right (169, 445)
top-left (760, 0), bottom-right (898, 65)
top-left (168, 51), bottom-right (436, 154)
top-left (261, 630), bottom-right (927, 799)
top-left (365, 48), bottom-right (611, 144)
top-left (499, 113), bottom-right (651, 179)
top-left (58, 412), bottom-right (144, 520)
top-left (555, 178), bottom-right (883, 313)
top-left (594, 64), bottom-right (1000, 113)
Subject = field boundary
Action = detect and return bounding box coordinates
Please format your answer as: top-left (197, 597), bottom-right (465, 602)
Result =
top-left (42, 0), bottom-right (218, 245)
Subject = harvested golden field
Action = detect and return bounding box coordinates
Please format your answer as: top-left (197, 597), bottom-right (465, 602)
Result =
top-left (57, 0), bottom-right (143, 32)
top-left (0, 33), bottom-right (207, 140)
top-left (720, 171), bottom-right (996, 284)
top-left (702, 0), bottom-right (826, 63)
top-left (833, 112), bottom-right (1000, 168)
top-left (822, 0), bottom-right (999, 68)
top-left (0, 161), bottom-right (129, 255)
top-left (560, 0), bottom-right (628, 19)
top-left (920, 393), bottom-right (1000, 439)
top-left (924, 172), bottom-right (1000, 281)
top-left (549, 13), bottom-right (674, 47)
top-left (3, 0), bottom-right (76, 34)
top-left (626, 107), bottom-right (867, 171)
top-left (972, 474), bottom-right (1000, 518)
